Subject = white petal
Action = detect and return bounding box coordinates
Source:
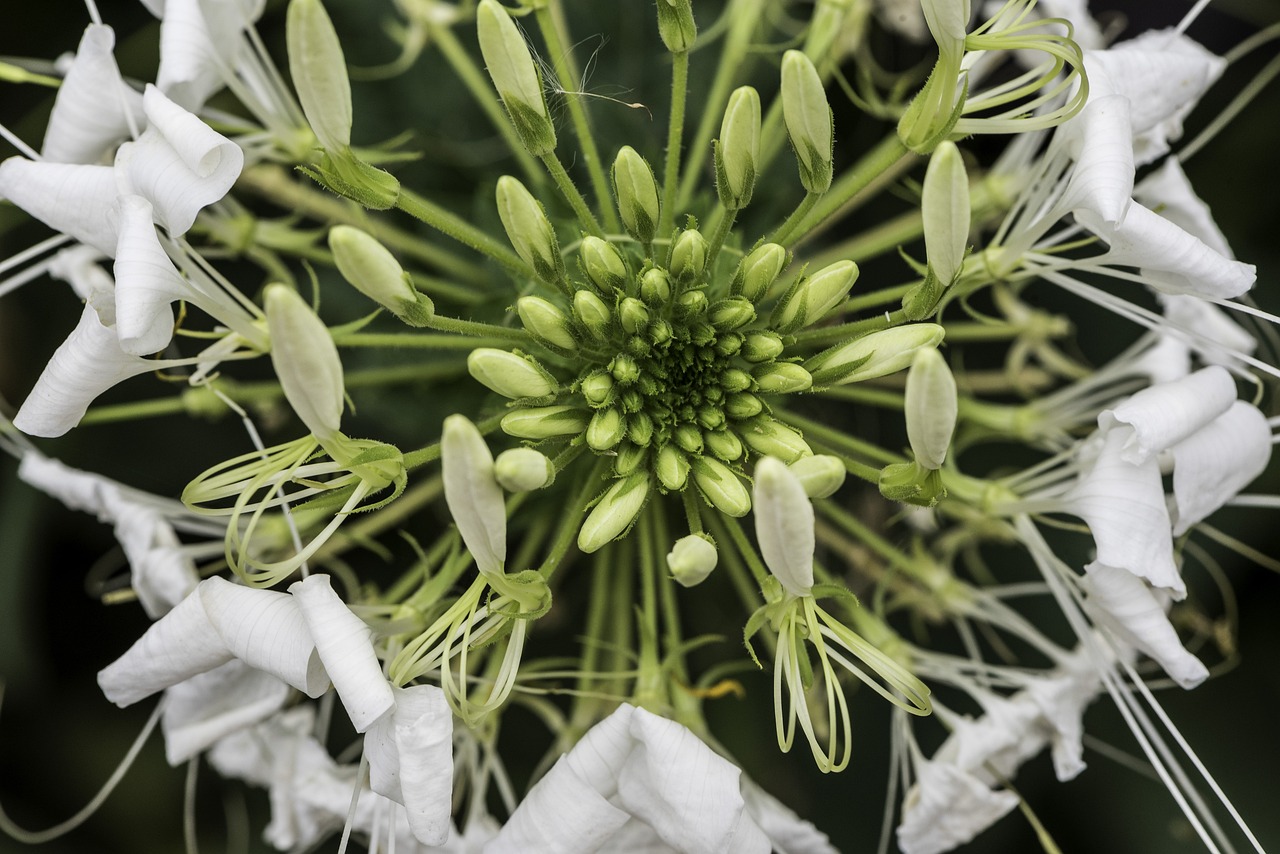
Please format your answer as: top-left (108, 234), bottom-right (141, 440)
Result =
top-left (1060, 95), bottom-right (1133, 229)
top-left (934, 692), bottom-right (1044, 781)
top-left (751, 457), bottom-right (815, 597)
top-left (1159, 294), bottom-right (1256, 368)
top-left (1097, 365), bottom-right (1236, 464)
top-left (12, 303), bottom-right (161, 437)
top-left (486, 755), bottom-right (630, 853)
top-left (391, 685), bottom-right (454, 845)
top-left (113, 195), bottom-right (189, 354)
top-left (896, 761), bottom-right (1019, 854)
top-left (142, 84), bottom-right (241, 179)
top-left (207, 703), bottom-right (316, 787)
top-left (47, 245), bottom-right (114, 301)
top-left (111, 500), bottom-right (200, 617)
top-left (1170, 402), bottom-right (1272, 535)
top-left (740, 779), bottom-right (838, 854)
top-left (199, 576), bottom-right (329, 697)
top-left (1024, 659), bottom-right (1099, 782)
top-left (161, 660), bottom-right (289, 764)
top-left (441, 415), bottom-right (507, 577)
top-left (0, 157), bottom-right (119, 254)
top-left (17, 451), bottom-right (115, 516)
top-left (1082, 563), bottom-right (1208, 688)
top-left (155, 0), bottom-right (230, 110)
top-left (97, 586), bottom-right (233, 706)
top-left (1134, 158), bottom-right (1234, 258)
top-left (41, 25), bottom-right (142, 164)
top-left (289, 574), bottom-right (394, 731)
top-left (1065, 429), bottom-right (1183, 597)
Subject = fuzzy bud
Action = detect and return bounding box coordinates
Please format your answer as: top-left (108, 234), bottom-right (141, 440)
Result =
top-left (573, 290), bottom-right (612, 341)
top-left (578, 472), bottom-right (651, 553)
top-left (287, 0), bottom-right (352, 151)
top-left (692, 456), bottom-right (751, 517)
top-left (752, 362), bottom-right (813, 394)
top-left (669, 229), bottom-right (708, 285)
top-left (496, 176), bottom-right (563, 283)
top-left (580, 370), bottom-right (614, 407)
top-left (265, 283), bottom-right (344, 443)
top-left (586, 407), bottom-right (625, 451)
top-left (640, 267), bottom-right (672, 306)
top-left (656, 444), bottom-right (691, 491)
top-left (581, 236), bottom-right (628, 292)
top-left (704, 429), bottom-right (743, 461)
top-left (772, 260), bottom-right (858, 333)
top-left (922, 140), bottom-right (969, 287)
top-left (655, 0), bottom-right (697, 53)
top-left (805, 324), bottom-right (946, 385)
top-left (477, 0), bottom-right (556, 155)
top-left (710, 297), bottom-right (756, 330)
top-left (613, 146), bottom-right (661, 243)
top-left (328, 226), bottom-right (433, 326)
top-left (667, 534), bottom-right (718, 587)
top-left (494, 447), bottom-right (556, 492)
top-left (517, 296), bottom-right (577, 352)
top-left (781, 50), bottom-right (833, 193)
top-left (741, 331), bottom-right (785, 363)
top-left (467, 348), bottom-right (557, 400)
top-left (740, 416), bottom-right (812, 463)
top-left (731, 243), bottom-right (787, 302)
top-left (788, 454), bottom-right (846, 498)
top-left (501, 405), bottom-right (589, 439)
top-left (904, 347), bottom-right (957, 470)
top-left (714, 86), bottom-right (761, 210)
top-left (618, 297), bottom-right (650, 335)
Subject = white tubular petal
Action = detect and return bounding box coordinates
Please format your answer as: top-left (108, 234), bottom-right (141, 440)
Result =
top-left (155, 0), bottom-right (228, 111)
top-left (1082, 563), bottom-right (1208, 689)
top-left (752, 457), bottom-right (815, 597)
top-left (615, 707), bottom-right (767, 854)
top-left (389, 685), bottom-right (453, 845)
top-left (486, 756), bottom-right (631, 853)
top-left (199, 576), bottom-right (329, 698)
top-left (441, 415), bottom-right (507, 577)
top-left (934, 693), bottom-right (1043, 781)
top-left (1066, 429), bottom-right (1183, 598)
top-left (1060, 95), bottom-right (1133, 229)
top-left (1024, 657), bottom-right (1100, 782)
top-left (289, 574), bottom-right (394, 732)
top-left (896, 762), bottom-right (1019, 854)
top-left (0, 158), bottom-right (119, 254)
top-left (1097, 365), bottom-right (1236, 464)
top-left (142, 84), bottom-right (240, 180)
top-left (41, 25), bottom-right (142, 164)
top-left (1160, 294), bottom-right (1256, 368)
top-left (1134, 158), bottom-right (1233, 258)
top-left (17, 451), bottom-right (114, 515)
top-left (12, 303), bottom-right (161, 437)
top-left (48, 245), bottom-right (114, 301)
top-left (207, 704), bottom-right (316, 787)
top-left (111, 501), bottom-right (199, 617)
top-left (1170, 402), bottom-right (1272, 535)
top-left (113, 195), bottom-right (188, 355)
top-left (741, 779), bottom-right (838, 854)
top-left (264, 284), bottom-right (345, 441)
top-left (97, 587), bottom-right (233, 707)
top-left (1093, 202), bottom-right (1256, 300)
top-left (161, 660), bottom-right (289, 765)
top-left (1128, 334), bottom-right (1191, 385)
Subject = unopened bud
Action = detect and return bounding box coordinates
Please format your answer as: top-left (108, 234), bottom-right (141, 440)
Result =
top-left (587, 406), bottom-right (625, 451)
top-left (922, 140), bottom-right (968, 287)
top-left (441, 414), bottom-right (505, 577)
top-left (467, 348), bottom-right (557, 400)
top-left (615, 441), bottom-right (649, 475)
top-left (740, 415), bottom-right (812, 463)
top-left (580, 370), bottom-right (614, 407)
top-left (781, 50), bottom-right (833, 193)
top-left (714, 332), bottom-right (744, 357)
top-left (501, 405), bottom-right (589, 439)
top-left (477, 0), bottom-right (556, 155)
top-left (656, 444), bottom-right (691, 490)
top-left (264, 283), bottom-right (346, 447)
top-left (668, 534), bottom-right (718, 587)
top-left (287, 0), bottom-right (352, 151)
top-left (805, 324), bottom-right (945, 385)
top-left (613, 146), bottom-right (661, 243)
top-left (581, 236), bottom-right (628, 292)
top-left (640, 267), bottom-right (671, 305)
top-left (715, 86), bottom-right (761, 209)
top-left (904, 347), bottom-right (957, 470)
top-left (578, 472), bottom-right (651, 553)
top-left (655, 0), bottom-right (697, 53)
top-left (573, 290), bottom-right (612, 340)
top-left (618, 297), bottom-right (650, 335)
top-left (788, 454), bottom-right (846, 498)
top-left (741, 331), bottom-right (785, 362)
top-left (628, 412), bottom-right (655, 446)
top-left (517, 295), bottom-right (577, 351)
top-left (692, 456), bottom-right (751, 517)
top-left (704, 428), bottom-right (743, 461)
top-left (772, 260), bottom-right (858, 333)
top-left (675, 288), bottom-right (708, 316)
top-left (753, 362), bottom-right (813, 394)
top-left (720, 368), bottom-right (753, 394)
top-left (710, 297), bottom-right (756, 330)
top-left (731, 243), bottom-right (787, 302)
top-left (494, 447), bottom-right (556, 491)
top-left (670, 229), bottom-right (708, 285)
top-left (328, 226), bottom-right (433, 326)
top-left (496, 176), bottom-right (563, 283)
top-left (610, 353), bottom-right (640, 385)
top-left (674, 423), bottom-right (704, 454)
top-left (723, 392), bottom-right (763, 420)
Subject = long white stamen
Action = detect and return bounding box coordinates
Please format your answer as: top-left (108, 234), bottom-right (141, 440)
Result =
top-left (1174, 0), bottom-right (1213, 37)
top-left (82, 0), bottom-right (101, 24)
top-left (0, 234), bottom-right (73, 277)
top-left (0, 123), bottom-right (40, 161)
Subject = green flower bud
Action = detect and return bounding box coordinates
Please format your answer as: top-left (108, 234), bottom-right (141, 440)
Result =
top-left (714, 86), bottom-right (761, 210)
top-left (723, 392), bottom-right (763, 420)
top-left (501, 405), bottom-right (589, 439)
top-left (578, 472), bottom-right (650, 553)
top-left (615, 441), bottom-right (649, 476)
top-left (287, 0), bottom-right (352, 151)
top-left (496, 176), bottom-right (563, 283)
top-left (477, 0), bottom-right (556, 155)
top-left (741, 331), bottom-right (785, 362)
top-left (619, 388), bottom-right (644, 413)
top-left (753, 362), bottom-right (813, 394)
top-left (805, 324), bottom-right (946, 385)
top-left (467, 348), bottom-right (557, 400)
top-left (674, 423), bottom-right (704, 454)
top-left (266, 283), bottom-right (345, 443)
top-left (720, 368), bottom-right (753, 394)
top-left (714, 332), bottom-right (744, 357)
top-left (649, 318), bottom-right (674, 345)
top-left (781, 50), bottom-right (834, 193)
top-left (587, 406), bottom-right (625, 451)
top-left (669, 229), bottom-right (708, 285)
top-left (517, 296), bottom-right (577, 352)
top-left (692, 456), bottom-right (750, 517)
top-left (612, 146), bottom-right (661, 243)
top-left (655, 0), bottom-right (697, 53)
top-left (618, 297), bottom-right (650, 335)
top-left (788, 454), bottom-right (846, 498)
top-left (740, 416), bottom-right (812, 463)
top-left (696, 405), bottom-right (724, 431)
top-left (573, 290), bottom-right (613, 340)
top-left (704, 428), bottom-right (743, 461)
top-left (610, 353), bottom-right (640, 385)
top-left (922, 140), bottom-right (969, 287)
top-left (628, 412), bottom-right (655, 446)
top-left (709, 297), bottom-right (756, 330)
top-left (731, 243), bottom-right (787, 302)
top-left (667, 533), bottom-right (718, 587)
top-left (904, 347), bottom-right (957, 470)
top-left (580, 236), bottom-right (628, 292)
top-left (580, 370), bottom-right (614, 407)
top-left (494, 447), bottom-right (556, 491)
top-left (772, 260), bottom-right (859, 333)
top-left (328, 226), bottom-right (433, 326)
top-left (656, 444), bottom-right (690, 490)
top-left (640, 268), bottom-right (672, 306)
top-left (675, 288), bottom-right (708, 317)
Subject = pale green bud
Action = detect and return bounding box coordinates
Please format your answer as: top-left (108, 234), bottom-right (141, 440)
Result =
top-left (674, 423), bottom-right (703, 455)
top-left (573, 290), bottom-right (612, 340)
top-left (753, 363), bottom-right (813, 394)
top-left (501, 405), bottom-right (589, 439)
top-left (328, 226), bottom-right (433, 326)
top-left (640, 267), bottom-right (672, 306)
top-left (610, 353), bottom-right (640, 385)
top-left (714, 331), bottom-right (744, 357)
top-left (581, 236), bottom-right (628, 292)
top-left (615, 442), bottom-right (649, 476)
top-left (714, 87), bottom-right (761, 209)
top-left (781, 50), bottom-right (833, 193)
top-left (720, 368), bottom-right (753, 394)
top-left (580, 370), bottom-right (614, 407)
top-left (741, 331), bottom-right (785, 363)
top-left (287, 0), bottom-right (352, 151)
top-left (675, 289), bottom-right (708, 317)
top-left (667, 533), bottom-right (718, 587)
top-left (477, 0), bottom-right (556, 155)
top-left (805, 324), bottom-right (946, 385)
top-left (788, 454), bottom-right (846, 499)
top-left (613, 146), bottom-right (661, 243)
top-left (904, 347), bottom-right (957, 470)
top-left (709, 297), bottom-right (755, 330)
top-left (740, 416), bottom-right (812, 463)
top-left (618, 297), bottom-right (650, 335)
top-left (704, 428), bottom-right (743, 461)
top-left (578, 472), bottom-right (650, 553)
top-left (922, 140), bottom-right (969, 287)
top-left (494, 447), bottom-right (556, 491)
top-left (516, 296), bottom-right (577, 352)
top-left (628, 412), bottom-right (655, 446)
top-left (692, 456), bottom-right (751, 517)
top-left (266, 283), bottom-right (345, 443)
top-left (723, 392), bottom-right (763, 420)
top-left (696, 405), bottom-right (724, 431)
top-left (467, 348), bottom-right (557, 400)
top-left (649, 318), bottom-right (673, 346)
top-left (752, 456), bottom-right (814, 597)
top-left (587, 406), bottom-right (625, 451)
top-left (772, 260), bottom-right (858, 333)
top-left (731, 243), bottom-right (787, 302)
top-left (496, 176), bottom-right (563, 283)
top-left (669, 229), bottom-right (708, 285)
top-left (656, 444), bottom-right (690, 490)
top-left (655, 0), bottom-right (697, 53)
top-left (441, 414), bottom-right (506, 577)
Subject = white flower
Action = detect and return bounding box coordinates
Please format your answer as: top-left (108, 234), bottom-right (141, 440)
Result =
top-left (0, 158), bottom-right (119, 254)
top-left (1096, 365), bottom-right (1236, 466)
top-left (161, 660), bottom-right (290, 765)
top-left (364, 684), bottom-right (454, 846)
top-left (896, 759), bottom-right (1019, 854)
top-left (40, 24), bottom-right (141, 165)
top-left (1169, 401), bottom-right (1272, 535)
top-left (151, 0), bottom-right (268, 111)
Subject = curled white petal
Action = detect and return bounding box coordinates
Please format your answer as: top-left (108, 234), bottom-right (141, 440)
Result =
top-left (1060, 95), bottom-right (1133, 229)
top-left (487, 756), bottom-right (630, 853)
top-left (1134, 158), bottom-right (1233, 258)
top-left (1097, 365), bottom-right (1236, 465)
top-left (0, 157), bottom-right (119, 254)
top-left (1170, 402), bottom-right (1272, 535)
top-left (114, 195), bottom-right (190, 354)
top-left (161, 660), bottom-right (289, 765)
top-left (740, 779), bottom-right (837, 854)
top-left (896, 761), bottom-right (1019, 854)
top-left (366, 685), bottom-right (453, 845)
top-left (41, 24), bottom-right (142, 164)
top-left (441, 414), bottom-right (507, 577)
top-left (156, 0), bottom-right (265, 110)
top-left (1159, 294), bottom-right (1255, 368)
top-left (752, 457), bottom-right (815, 597)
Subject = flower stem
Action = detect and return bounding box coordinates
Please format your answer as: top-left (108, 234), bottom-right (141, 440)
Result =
top-left (787, 134), bottom-right (915, 248)
top-left (660, 49), bottom-right (689, 236)
top-left (777, 410), bottom-right (903, 466)
top-left (540, 153), bottom-right (605, 238)
top-left (396, 186), bottom-right (537, 278)
top-left (331, 331), bottom-right (521, 349)
top-left (792, 308), bottom-right (907, 348)
top-left (770, 191), bottom-right (822, 247)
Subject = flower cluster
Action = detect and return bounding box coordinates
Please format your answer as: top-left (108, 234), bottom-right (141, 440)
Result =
top-left (0, 0), bottom-right (1276, 852)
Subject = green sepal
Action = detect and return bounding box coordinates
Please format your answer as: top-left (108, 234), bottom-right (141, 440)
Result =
top-left (297, 150), bottom-right (401, 210)
top-left (878, 460), bottom-right (947, 507)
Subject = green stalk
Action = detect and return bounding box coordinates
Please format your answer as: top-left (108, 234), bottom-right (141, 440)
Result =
top-left (769, 191), bottom-right (822, 247)
top-left (792, 308), bottom-right (907, 348)
top-left (659, 50), bottom-right (690, 236)
top-left (540, 153), bottom-right (605, 237)
top-left (402, 413), bottom-right (503, 470)
top-left (778, 410), bottom-right (903, 465)
top-left (396, 187), bottom-right (536, 278)
top-left (788, 134), bottom-right (915, 248)
top-left (331, 332), bottom-right (521, 349)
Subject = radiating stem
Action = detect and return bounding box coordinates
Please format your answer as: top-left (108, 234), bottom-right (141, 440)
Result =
top-left (396, 187), bottom-right (535, 278)
top-left (660, 50), bottom-right (690, 236)
top-left (778, 410), bottom-right (903, 465)
top-left (788, 134), bottom-right (915, 248)
top-left (540, 153), bottom-right (605, 238)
